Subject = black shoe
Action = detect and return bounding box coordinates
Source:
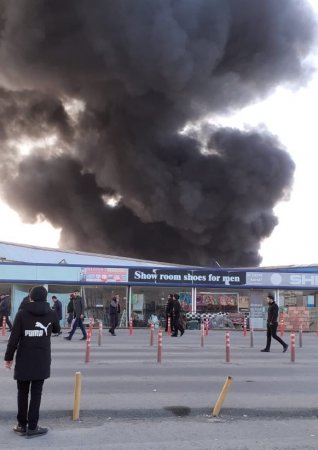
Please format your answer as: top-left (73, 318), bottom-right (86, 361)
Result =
top-left (80, 336), bottom-right (87, 340)
top-left (180, 330), bottom-right (184, 336)
top-left (111, 332), bottom-right (116, 336)
top-left (260, 349), bottom-right (270, 352)
top-left (26, 426), bottom-right (48, 438)
top-left (53, 332), bottom-right (62, 337)
top-left (283, 344), bottom-right (288, 353)
top-left (64, 336), bottom-right (71, 341)
top-left (13, 424), bottom-right (26, 435)
top-left (108, 329), bottom-right (112, 333)
top-left (171, 334), bottom-right (178, 337)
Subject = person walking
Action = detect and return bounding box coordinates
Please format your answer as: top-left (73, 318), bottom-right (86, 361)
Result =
top-left (165, 293), bottom-right (174, 333)
top-left (0, 293), bottom-right (13, 332)
top-left (51, 296), bottom-right (63, 336)
top-left (4, 285), bottom-right (60, 438)
top-left (109, 294), bottom-right (120, 336)
top-left (66, 294), bottom-right (74, 328)
top-left (261, 293), bottom-right (288, 353)
top-left (64, 290), bottom-right (87, 341)
top-left (171, 293), bottom-right (185, 337)
top-left (51, 296), bottom-right (62, 321)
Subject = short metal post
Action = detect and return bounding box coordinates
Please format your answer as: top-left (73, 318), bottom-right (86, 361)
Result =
top-left (291, 333), bottom-right (295, 362)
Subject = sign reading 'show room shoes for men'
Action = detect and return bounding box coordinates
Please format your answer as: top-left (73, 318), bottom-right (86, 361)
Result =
top-left (128, 269), bottom-right (246, 286)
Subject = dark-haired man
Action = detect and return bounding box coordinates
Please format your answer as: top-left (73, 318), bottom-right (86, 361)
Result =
top-left (171, 293), bottom-right (185, 337)
top-left (261, 293), bottom-right (288, 353)
top-left (109, 294), bottom-right (120, 336)
top-left (64, 290), bottom-right (87, 341)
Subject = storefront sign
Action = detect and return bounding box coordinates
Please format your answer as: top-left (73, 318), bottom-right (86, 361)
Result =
top-left (197, 293), bottom-right (238, 307)
top-left (246, 272), bottom-right (318, 288)
top-left (128, 269), bottom-right (246, 285)
top-left (80, 267), bottom-right (128, 283)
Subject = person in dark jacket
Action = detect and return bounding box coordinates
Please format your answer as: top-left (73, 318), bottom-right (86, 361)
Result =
top-left (66, 294), bottom-right (74, 327)
top-left (64, 290), bottom-right (87, 341)
top-left (19, 288), bottom-right (32, 311)
top-left (171, 293), bottom-right (185, 337)
top-left (261, 293), bottom-right (288, 353)
top-left (109, 294), bottom-right (120, 336)
top-left (4, 285), bottom-right (60, 438)
top-left (0, 293), bottom-right (13, 331)
top-left (51, 296), bottom-right (63, 336)
top-left (165, 293), bottom-right (174, 333)
top-left (51, 296), bottom-right (62, 321)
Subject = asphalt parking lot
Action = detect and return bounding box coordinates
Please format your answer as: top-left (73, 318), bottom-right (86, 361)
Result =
top-left (1, 327), bottom-right (318, 450)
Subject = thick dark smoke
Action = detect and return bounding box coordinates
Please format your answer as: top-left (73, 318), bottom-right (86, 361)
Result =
top-left (0, 0), bottom-right (317, 266)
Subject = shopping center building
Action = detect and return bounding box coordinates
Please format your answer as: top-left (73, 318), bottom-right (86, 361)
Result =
top-left (1, 241), bottom-right (318, 331)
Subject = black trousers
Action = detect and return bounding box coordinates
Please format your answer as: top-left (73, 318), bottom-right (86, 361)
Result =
top-left (17, 379), bottom-right (44, 430)
top-left (0, 313), bottom-right (12, 330)
top-left (109, 313), bottom-right (118, 334)
top-left (265, 323), bottom-right (287, 350)
top-left (172, 315), bottom-right (184, 336)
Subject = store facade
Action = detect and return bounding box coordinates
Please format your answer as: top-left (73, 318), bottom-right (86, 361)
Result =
top-left (1, 262), bottom-right (318, 331)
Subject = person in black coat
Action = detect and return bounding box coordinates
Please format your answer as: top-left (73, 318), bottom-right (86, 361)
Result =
top-left (171, 293), bottom-right (185, 337)
top-left (51, 295), bottom-right (63, 337)
top-left (109, 294), bottom-right (120, 336)
top-left (66, 294), bottom-right (74, 327)
top-left (261, 293), bottom-right (288, 353)
top-left (165, 293), bottom-right (174, 333)
top-left (4, 285), bottom-right (60, 438)
top-left (0, 293), bottom-right (13, 331)
top-left (51, 296), bottom-right (62, 321)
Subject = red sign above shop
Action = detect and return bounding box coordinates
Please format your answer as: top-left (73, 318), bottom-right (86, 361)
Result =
top-left (80, 267), bottom-right (128, 283)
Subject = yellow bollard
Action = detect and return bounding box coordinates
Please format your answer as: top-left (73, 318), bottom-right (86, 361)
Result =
top-left (212, 376), bottom-right (233, 417)
top-left (73, 372), bottom-right (82, 421)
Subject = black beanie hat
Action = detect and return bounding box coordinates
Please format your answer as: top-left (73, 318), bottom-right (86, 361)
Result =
top-left (30, 286), bottom-right (48, 302)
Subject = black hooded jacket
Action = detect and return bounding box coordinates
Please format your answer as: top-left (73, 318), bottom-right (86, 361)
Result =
top-left (4, 301), bottom-right (60, 380)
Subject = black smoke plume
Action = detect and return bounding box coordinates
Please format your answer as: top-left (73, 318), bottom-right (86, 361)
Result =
top-left (0, 0), bottom-right (317, 266)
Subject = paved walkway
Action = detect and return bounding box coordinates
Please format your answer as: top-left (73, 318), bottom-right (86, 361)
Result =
top-left (0, 328), bottom-right (317, 449)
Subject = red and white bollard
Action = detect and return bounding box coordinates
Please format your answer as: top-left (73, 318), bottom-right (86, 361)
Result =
top-left (167, 317), bottom-right (171, 336)
top-left (98, 321), bottom-right (102, 347)
top-left (1, 316), bottom-right (6, 336)
top-left (205, 318), bottom-right (209, 336)
top-left (291, 332), bottom-right (295, 363)
top-left (129, 318), bottom-right (133, 336)
top-left (201, 323), bottom-right (204, 347)
top-left (150, 323), bottom-right (154, 346)
top-left (280, 317), bottom-right (285, 337)
top-left (157, 329), bottom-right (163, 363)
top-left (225, 331), bottom-right (230, 363)
top-left (85, 328), bottom-right (92, 363)
top-left (89, 317), bottom-right (93, 334)
top-left (243, 317), bottom-right (247, 336)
